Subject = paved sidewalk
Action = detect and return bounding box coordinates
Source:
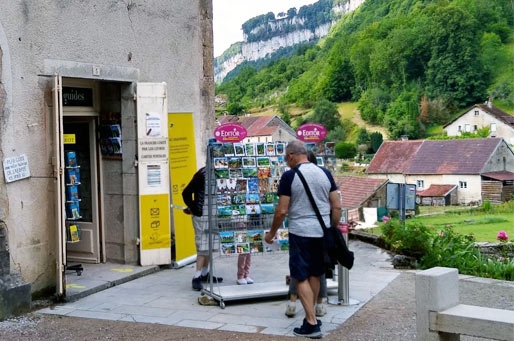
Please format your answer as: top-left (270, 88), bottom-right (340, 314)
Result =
top-left (37, 240), bottom-right (400, 338)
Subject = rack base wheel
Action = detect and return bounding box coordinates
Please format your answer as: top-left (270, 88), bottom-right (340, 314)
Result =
top-left (220, 300), bottom-right (225, 309)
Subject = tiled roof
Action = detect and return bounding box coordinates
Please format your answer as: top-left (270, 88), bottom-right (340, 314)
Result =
top-left (476, 104), bottom-right (514, 126)
top-left (443, 103), bottom-right (514, 128)
top-left (481, 171), bottom-right (514, 181)
top-left (366, 140), bottom-right (423, 174)
top-left (406, 138), bottom-right (503, 174)
top-left (334, 175), bottom-right (388, 210)
top-left (417, 184), bottom-right (457, 197)
top-left (218, 115), bottom-right (295, 137)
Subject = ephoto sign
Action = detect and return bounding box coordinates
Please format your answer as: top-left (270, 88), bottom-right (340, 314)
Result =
top-left (214, 123), bottom-right (247, 143)
top-left (296, 123), bottom-right (327, 142)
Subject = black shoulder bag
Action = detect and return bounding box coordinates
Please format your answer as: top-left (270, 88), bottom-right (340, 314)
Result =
top-left (294, 167), bottom-right (354, 270)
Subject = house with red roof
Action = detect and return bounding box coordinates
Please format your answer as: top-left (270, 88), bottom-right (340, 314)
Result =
top-left (217, 115), bottom-right (296, 143)
top-left (366, 138), bottom-right (514, 205)
top-left (335, 175), bottom-right (389, 224)
top-left (443, 100), bottom-right (514, 145)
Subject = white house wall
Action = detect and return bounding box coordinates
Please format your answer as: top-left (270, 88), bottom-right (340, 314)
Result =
top-left (0, 1), bottom-right (214, 293)
top-left (444, 108), bottom-right (514, 144)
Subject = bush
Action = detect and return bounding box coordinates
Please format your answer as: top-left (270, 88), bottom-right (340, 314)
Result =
top-left (335, 142), bottom-right (357, 159)
top-left (380, 220), bottom-right (433, 259)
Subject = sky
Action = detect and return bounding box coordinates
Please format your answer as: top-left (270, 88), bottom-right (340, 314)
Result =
top-left (213, 0), bottom-right (318, 57)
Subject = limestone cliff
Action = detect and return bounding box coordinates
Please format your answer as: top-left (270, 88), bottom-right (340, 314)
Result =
top-left (214, 0), bottom-right (365, 83)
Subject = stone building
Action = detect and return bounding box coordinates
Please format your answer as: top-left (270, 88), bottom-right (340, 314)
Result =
top-left (0, 0), bottom-right (214, 302)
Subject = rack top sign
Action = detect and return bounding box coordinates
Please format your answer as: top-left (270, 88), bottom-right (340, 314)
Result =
top-left (214, 123), bottom-right (247, 143)
top-left (296, 123), bottom-right (327, 142)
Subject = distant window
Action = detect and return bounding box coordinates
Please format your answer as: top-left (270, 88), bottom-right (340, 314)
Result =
top-left (474, 125), bottom-right (478, 132)
top-left (417, 180), bottom-right (424, 189)
top-left (465, 124), bottom-right (471, 132)
top-left (458, 125), bottom-right (462, 132)
top-left (491, 123), bottom-right (497, 132)
top-left (474, 110), bottom-right (479, 116)
top-left (459, 181), bottom-right (467, 189)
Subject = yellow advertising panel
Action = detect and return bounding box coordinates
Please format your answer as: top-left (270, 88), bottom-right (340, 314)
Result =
top-left (168, 113), bottom-right (197, 263)
top-left (140, 194), bottom-right (171, 250)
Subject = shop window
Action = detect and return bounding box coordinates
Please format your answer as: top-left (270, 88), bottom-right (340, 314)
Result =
top-left (99, 111), bottom-right (122, 159)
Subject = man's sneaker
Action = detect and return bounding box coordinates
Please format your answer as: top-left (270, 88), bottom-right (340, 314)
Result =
top-left (192, 277), bottom-right (203, 291)
top-left (236, 278), bottom-right (247, 285)
top-left (200, 273), bottom-right (223, 283)
top-left (315, 303), bottom-right (327, 317)
top-left (293, 319), bottom-right (322, 339)
top-left (285, 303), bottom-right (296, 317)
top-left (244, 277), bottom-right (254, 284)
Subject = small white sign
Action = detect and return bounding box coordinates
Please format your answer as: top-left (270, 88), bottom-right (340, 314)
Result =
top-left (3, 154), bottom-right (31, 183)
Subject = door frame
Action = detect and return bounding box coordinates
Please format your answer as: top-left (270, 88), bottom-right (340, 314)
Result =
top-left (62, 116), bottom-right (103, 264)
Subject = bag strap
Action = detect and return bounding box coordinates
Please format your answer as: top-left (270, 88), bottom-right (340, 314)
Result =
top-left (294, 167), bottom-right (329, 233)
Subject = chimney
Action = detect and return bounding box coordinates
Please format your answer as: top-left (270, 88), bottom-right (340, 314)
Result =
top-left (401, 135), bottom-right (409, 141)
top-left (487, 98), bottom-right (492, 109)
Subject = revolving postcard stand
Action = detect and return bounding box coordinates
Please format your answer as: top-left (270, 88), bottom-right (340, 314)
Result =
top-left (201, 140), bottom-right (341, 308)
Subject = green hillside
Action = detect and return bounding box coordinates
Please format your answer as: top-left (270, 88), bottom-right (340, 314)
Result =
top-left (215, 0), bottom-right (514, 146)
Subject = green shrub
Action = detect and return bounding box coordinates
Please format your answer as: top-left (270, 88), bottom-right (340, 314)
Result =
top-left (380, 220), bottom-right (433, 259)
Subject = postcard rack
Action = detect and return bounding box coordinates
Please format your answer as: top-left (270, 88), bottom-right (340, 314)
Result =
top-left (200, 139), bottom-right (342, 308)
top-left (64, 150), bottom-right (84, 276)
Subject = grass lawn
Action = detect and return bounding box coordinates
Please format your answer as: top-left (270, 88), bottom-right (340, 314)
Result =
top-left (361, 207), bottom-right (514, 243)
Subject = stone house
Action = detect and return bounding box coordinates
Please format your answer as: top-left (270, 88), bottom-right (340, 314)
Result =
top-left (366, 138), bottom-right (514, 205)
top-left (0, 0), bottom-right (214, 301)
top-left (443, 100), bottom-right (514, 145)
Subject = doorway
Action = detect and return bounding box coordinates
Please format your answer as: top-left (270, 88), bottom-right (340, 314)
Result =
top-left (63, 116), bottom-right (101, 263)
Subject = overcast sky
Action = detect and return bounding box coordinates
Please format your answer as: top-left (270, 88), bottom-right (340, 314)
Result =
top-left (213, 0), bottom-right (318, 57)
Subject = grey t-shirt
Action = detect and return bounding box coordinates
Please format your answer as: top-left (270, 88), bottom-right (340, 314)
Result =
top-left (278, 162), bottom-right (337, 237)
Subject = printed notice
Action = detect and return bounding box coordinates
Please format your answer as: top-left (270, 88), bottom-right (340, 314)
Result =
top-left (145, 112), bottom-right (161, 136)
top-left (138, 137), bottom-right (168, 162)
top-left (3, 154), bottom-right (31, 183)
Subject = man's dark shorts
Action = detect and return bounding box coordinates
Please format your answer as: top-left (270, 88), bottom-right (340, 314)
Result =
top-left (289, 233), bottom-right (325, 281)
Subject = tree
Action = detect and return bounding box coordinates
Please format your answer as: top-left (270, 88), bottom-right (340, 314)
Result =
top-left (370, 132), bottom-right (383, 153)
top-left (335, 142), bottom-right (357, 159)
top-left (311, 99), bottom-right (341, 131)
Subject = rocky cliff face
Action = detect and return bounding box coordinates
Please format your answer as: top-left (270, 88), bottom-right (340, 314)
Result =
top-left (215, 0), bottom-right (365, 83)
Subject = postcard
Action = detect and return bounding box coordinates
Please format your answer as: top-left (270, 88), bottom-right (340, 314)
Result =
top-left (223, 142), bottom-right (235, 156)
top-left (325, 142), bottom-right (335, 155)
top-left (245, 143), bottom-right (255, 156)
top-left (266, 143), bottom-right (276, 156)
top-left (234, 143), bottom-right (245, 156)
top-left (259, 178), bottom-right (270, 193)
top-left (256, 157), bottom-right (270, 167)
top-left (219, 231), bottom-right (234, 243)
top-left (258, 167), bottom-right (271, 179)
top-left (228, 157), bottom-right (242, 169)
top-left (260, 203), bottom-right (275, 214)
top-left (245, 193), bottom-right (260, 204)
top-left (242, 156), bottom-right (256, 167)
top-left (210, 143), bottom-right (224, 157)
top-left (245, 204), bottom-right (261, 215)
top-left (242, 167), bottom-right (258, 177)
top-left (217, 194), bottom-right (231, 206)
top-left (214, 157), bottom-right (228, 169)
top-left (247, 230), bottom-right (263, 242)
top-left (236, 243), bottom-right (250, 254)
top-left (234, 231), bottom-right (248, 243)
top-left (275, 142), bottom-right (286, 155)
top-left (214, 168), bottom-right (229, 179)
top-left (235, 179), bottom-right (247, 193)
top-left (316, 156), bottom-right (324, 166)
top-left (221, 243), bottom-right (235, 255)
top-left (255, 142), bottom-right (266, 156)
top-left (250, 242), bottom-right (263, 253)
top-left (229, 168), bottom-right (242, 179)
top-left (216, 178), bottom-right (228, 193)
top-left (247, 177), bottom-right (259, 192)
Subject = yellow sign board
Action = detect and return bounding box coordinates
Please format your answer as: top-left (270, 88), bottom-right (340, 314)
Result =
top-left (63, 134), bottom-right (76, 144)
top-left (140, 194), bottom-right (171, 250)
top-left (168, 113), bottom-right (197, 261)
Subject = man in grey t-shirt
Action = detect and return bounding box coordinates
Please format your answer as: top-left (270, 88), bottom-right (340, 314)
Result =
top-left (265, 140), bottom-right (341, 338)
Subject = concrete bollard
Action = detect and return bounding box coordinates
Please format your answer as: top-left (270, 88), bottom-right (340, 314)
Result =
top-left (415, 267), bottom-right (460, 341)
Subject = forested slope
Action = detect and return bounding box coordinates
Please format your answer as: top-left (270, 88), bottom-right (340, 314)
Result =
top-left (216, 0), bottom-right (514, 144)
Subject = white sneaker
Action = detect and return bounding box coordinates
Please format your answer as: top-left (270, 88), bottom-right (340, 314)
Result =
top-left (244, 277), bottom-right (254, 284)
top-left (285, 303), bottom-right (296, 317)
top-left (236, 278), bottom-right (247, 285)
top-left (315, 303), bottom-right (327, 317)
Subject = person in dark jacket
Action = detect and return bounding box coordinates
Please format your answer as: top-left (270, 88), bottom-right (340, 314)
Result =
top-left (182, 167), bottom-right (222, 291)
